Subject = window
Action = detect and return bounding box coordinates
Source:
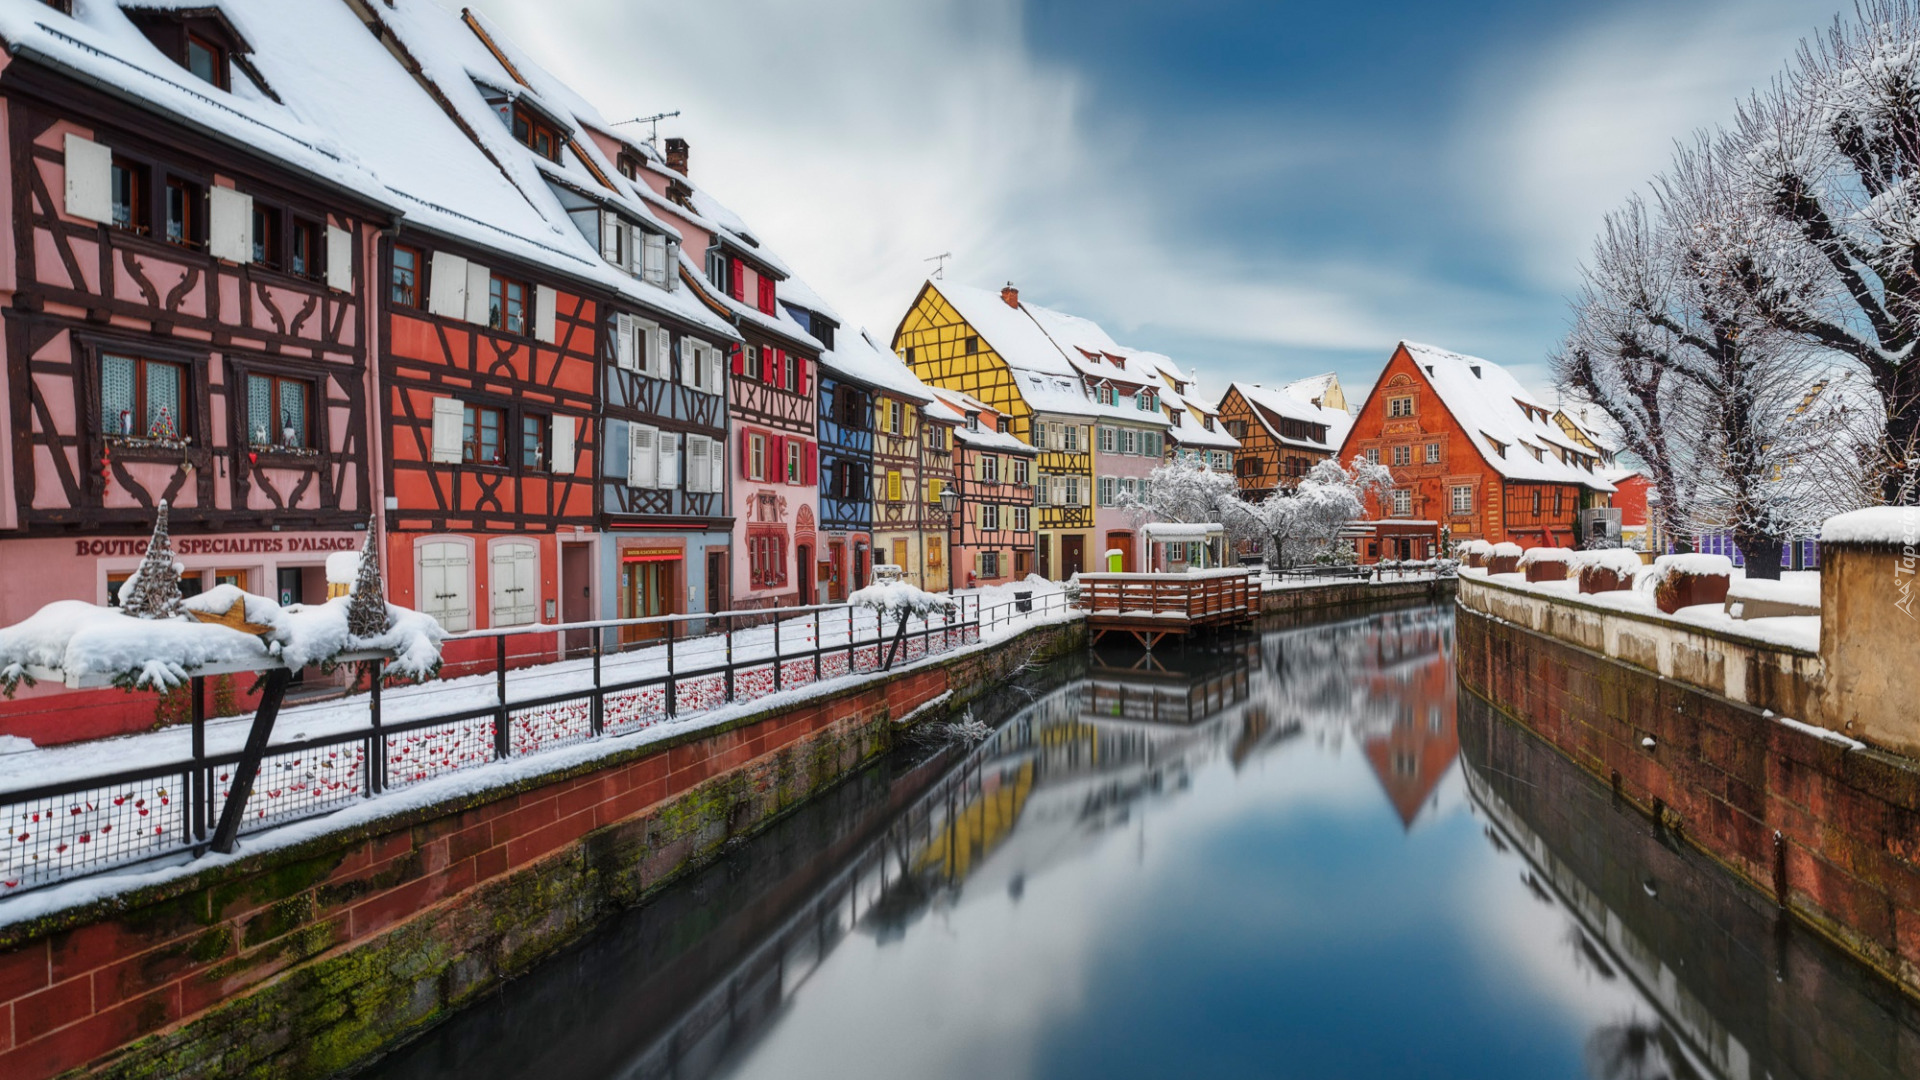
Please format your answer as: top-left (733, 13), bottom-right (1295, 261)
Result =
top-left (981, 503), bottom-right (1000, 531)
top-left (1425, 442), bottom-right (1440, 464)
top-left (749, 433), bottom-right (767, 481)
top-left (391, 246), bottom-right (423, 308)
top-left (1391, 489), bottom-right (1412, 516)
top-left (1532, 489), bottom-right (1542, 514)
top-left (101, 354), bottom-right (187, 441)
top-left (185, 32), bottom-right (227, 89)
top-left (1013, 506), bottom-right (1030, 532)
top-left (745, 346), bottom-right (762, 381)
top-left (1099, 426), bottom-right (1116, 453)
top-left (1012, 458), bottom-right (1030, 485)
top-left (1063, 424), bottom-right (1080, 452)
top-left (1451, 485), bottom-right (1473, 514)
top-left (521, 414), bottom-right (548, 472)
top-left (980, 550), bottom-right (1001, 578)
top-left (998, 416), bottom-right (1010, 434)
top-left (246, 373), bottom-right (312, 449)
top-left (1098, 476), bottom-right (1116, 506)
top-left (706, 247), bottom-right (729, 293)
top-left (253, 203), bottom-right (280, 266)
top-left (463, 404), bottom-right (506, 465)
top-left (1388, 396), bottom-right (1414, 418)
top-left (1098, 386), bottom-right (1116, 406)
top-left (489, 274), bottom-right (527, 335)
top-left (1064, 476), bottom-right (1083, 505)
top-left (1365, 447), bottom-right (1380, 465)
top-left (1554, 489), bottom-right (1564, 515)
top-left (1392, 445), bottom-right (1411, 466)
top-left (164, 177), bottom-right (200, 246)
top-left (889, 400), bottom-right (905, 433)
top-left (980, 454), bottom-right (999, 483)
top-left (110, 157), bottom-right (148, 233)
top-left (925, 425), bottom-right (947, 451)
top-left (965, 335), bottom-right (979, 354)
top-left (290, 219), bottom-right (321, 279)
top-left (787, 439), bottom-right (803, 484)
top-left (511, 105), bottom-right (562, 161)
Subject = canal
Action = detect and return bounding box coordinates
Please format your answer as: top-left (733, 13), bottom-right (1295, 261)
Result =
top-left (359, 603), bottom-right (1920, 1080)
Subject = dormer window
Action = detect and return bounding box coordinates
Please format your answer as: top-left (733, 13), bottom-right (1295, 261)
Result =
top-left (511, 105), bottom-right (562, 162)
top-left (186, 33), bottom-right (226, 89)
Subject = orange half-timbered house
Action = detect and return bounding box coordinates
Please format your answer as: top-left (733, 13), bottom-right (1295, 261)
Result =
top-left (1217, 382), bottom-right (1349, 501)
top-left (0, 4), bottom-right (396, 741)
top-left (1340, 342), bottom-right (1614, 560)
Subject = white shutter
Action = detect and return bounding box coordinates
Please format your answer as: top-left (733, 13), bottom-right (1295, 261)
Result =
top-left (686, 435), bottom-right (711, 493)
top-left (430, 397), bottom-right (464, 464)
top-left (601, 212), bottom-right (621, 265)
top-left (679, 338), bottom-right (697, 388)
top-left (614, 313), bottom-right (637, 370)
top-left (629, 223), bottom-right (645, 274)
top-left (708, 434), bottom-right (726, 494)
top-left (62, 134), bottom-right (112, 223)
top-left (490, 542), bottom-right (538, 627)
top-left (665, 239), bottom-right (680, 291)
top-left (428, 251), bottom-right (469, 319)
top-left (534, 285), bottom-right (558, 343)
top-left (420, 541), bottom-right (471, 632)
top-left (658, 431), bottom-right (680, 490)
top-left (628, 424), bottom-right (657, 488)
top-left (709, 348), bottom-right (726, 397)
top-left (650, 323), bottom-right (671, 377)
top-left (551, 415), bottom-right (575, 474)
top-left (643, 232), bottom-right (668, 285)
top-left (207, 187), bottom-right (253, 263)
top-left (325, 224), bottom-right (353, 292)
top-left (464, 261), bottom-right (492, 324)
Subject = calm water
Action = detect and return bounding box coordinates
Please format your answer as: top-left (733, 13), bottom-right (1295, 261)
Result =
top-left (362, 604), bottom-right (1920, 1080)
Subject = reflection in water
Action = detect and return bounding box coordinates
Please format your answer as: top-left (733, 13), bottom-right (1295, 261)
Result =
top-left (364, 605), bottom-right (1920, 1080)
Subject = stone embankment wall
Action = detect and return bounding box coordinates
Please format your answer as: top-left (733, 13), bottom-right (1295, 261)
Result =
top-left (1456, 562), bottom-right (1920, 998)
top-left (1258, 576), bottom-right (1453, 616)
top-left (0, 618), bottom-right (1084, 1080)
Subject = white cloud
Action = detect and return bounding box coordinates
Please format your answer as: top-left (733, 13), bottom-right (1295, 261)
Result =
top-left (1460, 0), bottom-right (1829, 285)
top-left (458, 0), bottom-right (1430, 359)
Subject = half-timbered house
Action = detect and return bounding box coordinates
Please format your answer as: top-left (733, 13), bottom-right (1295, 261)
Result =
top-left (919, 399), bottom-right (959, 592)
top-left (375, 6), bottom-right (745, 635)
top-left (0, 2), bottom-right (396, 739)
top-left (1218, 382), bottom-right (1350, 501)
top-left (932, 389), bottom-right (1037, 587)
top-left (894, 281), bottom-right (1098, 579)
top-left (1341, 342), bottom-right (1614, 558)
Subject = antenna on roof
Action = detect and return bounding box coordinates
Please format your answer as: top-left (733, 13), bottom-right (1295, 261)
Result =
top-left (613, 110), bottom-right (682, 148)
top-left (925, 252), bottom-right (952, 280)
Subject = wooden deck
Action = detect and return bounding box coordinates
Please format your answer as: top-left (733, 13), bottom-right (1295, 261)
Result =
top-left (1080, 569), bottom-right (1259, 650)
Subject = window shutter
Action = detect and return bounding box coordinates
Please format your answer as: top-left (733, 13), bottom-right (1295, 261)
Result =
top-left (739, 427), bottom-right (753, 477)
top-left (629, 424), bottom-right (657, 488)
top-left (770, 434), bottom-right (786, 482)
top-left (657, 431), bottom-right (679, 490)
top-left (708, 347), bottom-right (726, 396)
top-left (643, 231), bottom-right (667, 284)
top-left (614, 313), bottom-right (637, 370)
top-left (804, 441), bottom-right (817, 485)
top-left (709, 433), bottom-right (726, 493)
top-left (686, 434), bottom-right (711, 493)
top-left (463, 261), bottom-right (492, 324)
top-left (729, 258), bottom-right (746, 301)
top-left (491, 542), bottom-right (538, 627)
top-left (551, 415), bottom-right (575, 474)
top-left (419, 541), bottom-right (471, 632)
top-left (430, 397), bottom-right (464, 464)
top-left (601, 212), bottom-right (621, 265)
top-left (534, 285), bottom-right (558, 343)
top-left (325, 224), bottom-right (353, 292)
top-left (651, 324), bottom-right (671, 377)
top-left (795, 356), bottom-right (809, 397)
top-left (731, 345), bottom-right (745, 376)
top-left (678, 338), bottom-right (697, 388)
top-left (207, 186), bottom-right (254, 264)
top-left (428, 251), bottom-right (469, 319)
top-left (768, 347), bottom-right (785, 390)
top-left (665, 240), bottom-right (680, 291)
top-left (62, 134), bottom-right (112, 223)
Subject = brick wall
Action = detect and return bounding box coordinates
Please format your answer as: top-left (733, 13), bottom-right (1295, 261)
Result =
top-left (0, 617), bottom-right (1083, 1079)
top-left (1457, 606), bottom-right (1920, 997)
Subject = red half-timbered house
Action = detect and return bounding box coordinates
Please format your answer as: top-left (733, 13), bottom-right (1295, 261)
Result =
top-left (0, 3), bottom-right (393, 741)
top-left (933, 389), bottom-right (1038, 588)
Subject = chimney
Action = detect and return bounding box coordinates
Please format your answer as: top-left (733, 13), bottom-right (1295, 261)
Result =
top-left (1000, 282), bottom-right (1019, 309)
top-left (665, 137), bottom-right (689, 176)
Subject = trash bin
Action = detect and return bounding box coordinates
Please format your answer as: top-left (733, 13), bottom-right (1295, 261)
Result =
top-left (1014, 590), bottom-right (1033, 613)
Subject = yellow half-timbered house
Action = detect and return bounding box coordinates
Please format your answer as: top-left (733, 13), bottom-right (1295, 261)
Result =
top-left (893, 282), bottom-right (1098, 578)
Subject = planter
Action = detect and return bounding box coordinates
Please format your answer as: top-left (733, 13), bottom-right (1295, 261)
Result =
top-left (1488, 555), bottom-right (1520, 575)
top-left (1578, 565), bottom-right (1633, 593)
top-left (1654, 570), bottom-right (1730, 614)
top-left (1524, 558), bottom-right (1573, 583)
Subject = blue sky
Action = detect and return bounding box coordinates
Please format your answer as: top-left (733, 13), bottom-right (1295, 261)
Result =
top-left (468, 0), bottom-right (1837, 405)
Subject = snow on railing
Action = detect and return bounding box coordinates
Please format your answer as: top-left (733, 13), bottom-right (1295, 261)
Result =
top-left (0, 590), bottom-right (1073, 897)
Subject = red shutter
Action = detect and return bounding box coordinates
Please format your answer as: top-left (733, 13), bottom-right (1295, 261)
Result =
top-left (739, 427), bottom-right (752, 478)
top-left (770, 434), bottom-right (786, 483)
top-left (730, 259), bottom-right (746, 302)
top-left (796, 356), bottom-right (809, 397)
top-left (804, 440), bottom-right (818, 485)
top-left (758, 277), bottom-right (775, 315)
top-left (768, 347), bottom-right (784, 390)
top-left (731, 344), bottom-right (745, 375)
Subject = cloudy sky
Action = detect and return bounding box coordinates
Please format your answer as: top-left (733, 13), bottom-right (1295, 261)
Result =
top-left (462, 0), bottom-right (1836, 405)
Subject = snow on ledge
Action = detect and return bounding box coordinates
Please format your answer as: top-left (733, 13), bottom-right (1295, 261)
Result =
top-left (1459, 569), bottom-right (1821, 653)
top-left (1776, 714), bottom-right (1865, 751)
top-left (1822, 506), bottom-right (1920, 546)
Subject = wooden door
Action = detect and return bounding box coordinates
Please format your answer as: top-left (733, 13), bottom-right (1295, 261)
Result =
top-left (1062, 535), bottom-right (1086, 577)
top-left (1038, 533), bottom-right (1051, 580)
top-left (561, 544), bottom-right (592, 656)
top-left (796, 544), bottom-right (813, 605)
top-left (620, 559), bottom-right (676, 644)
top-left (418, 542), bottom-right (471, 632)
top-left (707, 551), bottom-right (729, 615)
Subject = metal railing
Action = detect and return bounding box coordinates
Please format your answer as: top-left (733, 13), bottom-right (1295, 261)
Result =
top-left (0, 590), bottom-right (1072, 897)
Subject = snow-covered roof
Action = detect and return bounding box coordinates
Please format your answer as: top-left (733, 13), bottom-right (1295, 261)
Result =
top-left (775, 274), bottom-right (842, 326)
top-left (1167, 418), bottom-right (1240, 450)
top-left (1397, 342), bottom-right (1614, 492)
top-left (1229, 382), bottom-right (1350, 453)
top-left (0, 0), bottom-right (399, 210)
top-left (935, 282), bottom-right (1078, 378)
top-left (1283, 373), bottom-right (1340, 408)
top-left (816, 323), bottom-right (932, 403)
